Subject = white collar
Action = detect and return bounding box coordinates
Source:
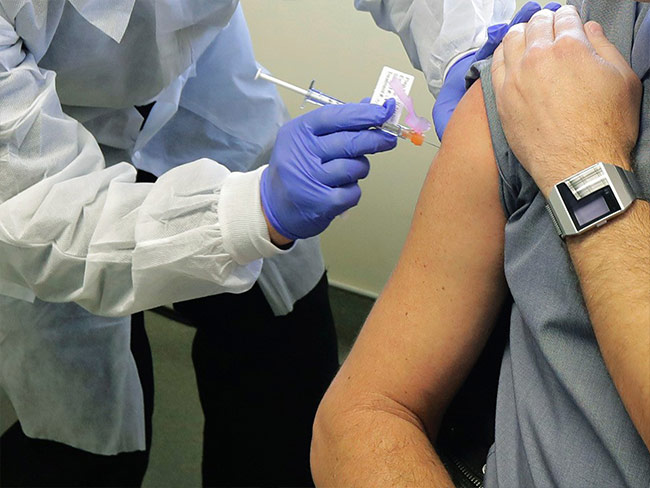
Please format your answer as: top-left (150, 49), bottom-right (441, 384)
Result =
top-left (68, 0), bottom-right (135, 43)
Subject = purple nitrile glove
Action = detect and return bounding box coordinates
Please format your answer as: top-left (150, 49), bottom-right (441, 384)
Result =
top-left (261, 99), bottom-right (397, 241)
top-left (432, 1), bottom-right (562, 141)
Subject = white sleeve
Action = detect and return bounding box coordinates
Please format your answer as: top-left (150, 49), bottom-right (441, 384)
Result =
top-left (0, 13), bottom-right (281, 317)
top-left (354, 0), bottom-right (516, 96)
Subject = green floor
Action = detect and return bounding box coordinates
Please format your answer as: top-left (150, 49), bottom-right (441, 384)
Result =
top-left (142, 286), bottom-right (374, 487)
top-left (141, 312), bottom-right (203, 488)
top-left (0, 286), bottom-right (374, 487)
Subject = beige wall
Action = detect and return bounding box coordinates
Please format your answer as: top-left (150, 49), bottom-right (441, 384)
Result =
top-left (242, 0), bottom-right (548, 297)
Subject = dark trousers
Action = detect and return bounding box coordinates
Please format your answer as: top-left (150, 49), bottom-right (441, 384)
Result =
top-left (0, 314), bottom-right (154, 488)
top-left (174, 272), bottom-right (339, 488)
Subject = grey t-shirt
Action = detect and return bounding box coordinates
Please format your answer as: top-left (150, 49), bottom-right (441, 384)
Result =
top-left (474, 1), bottom-right (650, 486)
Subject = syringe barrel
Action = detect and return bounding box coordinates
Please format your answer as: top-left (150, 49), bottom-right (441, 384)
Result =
top-left (379, 122), bottom-right (408, 139)
top-left (305, 89), bottom-right (345, 107)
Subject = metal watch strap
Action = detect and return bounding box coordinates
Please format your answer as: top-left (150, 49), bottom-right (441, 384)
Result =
top-left (620, 166), bottom-right (649, 201)
top-left (546, 203), bottom-right (564, 237)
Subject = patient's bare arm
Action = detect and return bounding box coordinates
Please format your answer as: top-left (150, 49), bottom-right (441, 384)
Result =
top-left (310, 81), bottom-right (507, 487)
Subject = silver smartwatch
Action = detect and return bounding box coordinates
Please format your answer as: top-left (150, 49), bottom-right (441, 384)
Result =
top-left (545, 162), bottom-right (645, 238)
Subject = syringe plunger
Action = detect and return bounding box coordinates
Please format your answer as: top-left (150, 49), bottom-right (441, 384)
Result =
top-left (255, 69), bottom-right (437, 147)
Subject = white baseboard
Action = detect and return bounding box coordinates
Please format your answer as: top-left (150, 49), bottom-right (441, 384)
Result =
top-left (328, 280), bottom-right (379, 300)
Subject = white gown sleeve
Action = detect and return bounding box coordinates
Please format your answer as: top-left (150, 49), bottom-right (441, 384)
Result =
top-left (354, 0), bottom-right (516, 96)
top-left (0, 12), bottom-right (280, 317)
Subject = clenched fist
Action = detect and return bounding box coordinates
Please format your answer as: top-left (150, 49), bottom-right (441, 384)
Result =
top-left (491, 5), bottom-right (642, 196)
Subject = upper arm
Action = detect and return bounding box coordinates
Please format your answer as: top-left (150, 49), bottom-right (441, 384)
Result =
top-left (328, 80), bottom-right (507, 435)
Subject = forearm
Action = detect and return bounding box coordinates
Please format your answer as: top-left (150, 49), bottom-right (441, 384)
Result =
top-left (0, 13), bottom-right (287, 315)
top-left (567, 198), bottom-right (650, 448)
top-left (311, 390), bottom-right (453, 487)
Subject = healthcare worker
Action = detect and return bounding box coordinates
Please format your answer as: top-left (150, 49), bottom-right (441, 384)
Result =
top-left (0, 0), bottom-right (521, 487)
top-left (0, 1), bottom-right (395, 487)
top-left (355, 0), bottom-right (516, 96)
top-left (355, 0), bottom-right (565, 140)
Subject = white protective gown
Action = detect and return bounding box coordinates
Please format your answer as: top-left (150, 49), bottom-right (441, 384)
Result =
top-left (355, 0), bottom-right (516, 95)
top-left (0, 0), bottom-right (325, 455)
top-left (0, 0), bottom-right (516, 456)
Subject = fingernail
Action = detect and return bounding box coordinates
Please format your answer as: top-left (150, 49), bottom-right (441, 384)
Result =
top-left (587, 21), bottom-right (603, 35)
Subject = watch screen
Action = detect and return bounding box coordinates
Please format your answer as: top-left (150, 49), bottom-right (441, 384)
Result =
top-left (574, 196), bottom-right (610, 227)
top-left (557, 183), bottom-right (621, 230)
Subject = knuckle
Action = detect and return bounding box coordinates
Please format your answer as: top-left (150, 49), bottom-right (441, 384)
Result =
top-left (552, 35), bottom-right (584, 56)
top-left (310, 136), bottom-right (328, 159)
top-left (525, 44), bottom-right (547, 64)
top-left (554, 15), bottom-right (582, 34)
top-left (346, 133), bottom-right (362, 156)
top-left (330, 189), bottom-right (349, 210)
top-left (521, 53), bottom-right (544, 76)
top-left (504, 25), bottom-right (524, 42)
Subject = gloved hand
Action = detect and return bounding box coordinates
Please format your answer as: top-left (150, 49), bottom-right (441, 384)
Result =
top-left (261, 100), bottom-right (397, 241)
top-left (432, 1), bottom-right (562, 141)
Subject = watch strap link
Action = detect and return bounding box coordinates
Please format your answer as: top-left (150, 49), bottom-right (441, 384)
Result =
top-left (619, 166), bottom-right (649, 202)
top-left (545, 203), bottom-right (564, 236)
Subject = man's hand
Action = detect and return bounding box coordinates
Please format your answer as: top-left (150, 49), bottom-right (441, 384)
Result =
top-left (491, 6), bottom-right (642, 196)
top-left (433, 1), bottom-right (561, 140)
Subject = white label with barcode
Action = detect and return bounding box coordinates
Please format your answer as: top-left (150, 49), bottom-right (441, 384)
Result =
top-left (370, 66), bottom-right (415, 126)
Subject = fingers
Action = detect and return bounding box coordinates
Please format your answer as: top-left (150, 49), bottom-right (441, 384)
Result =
top-left (584, 21), bottom-right (635, 77)
top-left (325, 184), bottom-right (362, 219)
top-left (491, 44), bottom-right (506, 91)
top-left (304, 99), bottom-right (396, 136)
top-left (525, 8), bottom-right (555, 48)
top-left (553, 5), bottom-right (588, 43)
top-left (315, 128), bottom-right (397, 160)
top-left (502, 23), bottom-right (526, 70)
top-left (316, 157), bottom-right (370, 187)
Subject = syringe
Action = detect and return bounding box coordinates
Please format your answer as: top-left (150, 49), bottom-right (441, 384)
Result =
top-left (255, 69), bottom-right (437, 147)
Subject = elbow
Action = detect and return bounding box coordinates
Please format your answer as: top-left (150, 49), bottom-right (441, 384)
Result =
top-left (310, 380), bottom-right (438, 487)
top-left (310, 387), bottom-right (341, 487)
top-left (311, 379), bottom-right (367, 487)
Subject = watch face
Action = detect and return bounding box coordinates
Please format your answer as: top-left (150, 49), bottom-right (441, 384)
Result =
top-left (557, 183), bottom-right (622, 230)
